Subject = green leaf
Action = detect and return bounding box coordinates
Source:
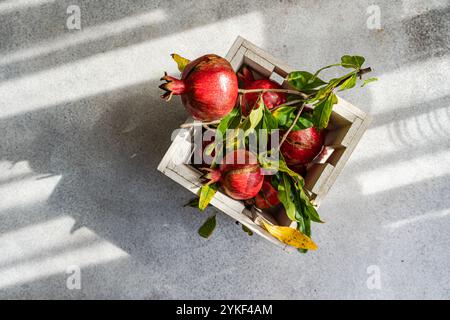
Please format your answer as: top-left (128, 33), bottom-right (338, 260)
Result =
top-left (341, 55), bottom-right (365, 69)
top-left (305, 205), bottom-right (323, 223)
top-left (198, 184), bottom-right (218, 211)
top-left (291, 115), bottom-right (314, 131)
top-left (217, 107), bottom-right (241, 137)
top-left (262, 104), bottom-right (278, 130)
top-left (272, 106), bottom-right (313, 131)
top-left (248, 102), bottom-right (264, 129)
top-left (242, 224), bottom-right (253, 236)
top-left (312, 77), bottom-right (341, 103)
top-left (296, 212), bottom-right (306, 232)
top-left (241, 98), bottom-right (264, 136)
top-left (272, 106), bottom-right (296, 127)
top-left (198, 215), bottom-right (216, 238)
top-left (258, 151), bottom-right (279, 174)
top-left (361, 77), bottom-right (378, 87)
top-left (183, 197), bottom-right (199, 208)
top-left (290, 177), bottom-right (322, 223)
top-left (338, 74), bottom-right (357, 91)
top-left (278, 159), bottom-right (304, 186)
top-left (287, 71), bottom-right (327, 92)
top-left (312, 92), bottom-right (338, 129)
top-left (277, 174), bottom-right (296, 221)
top-left (297, 202), bottom-right (311, 237)
top-left (304, 215), bottom-right (311, 237)
top-left (212, 107), bottom-right (241, 164)
top-left (299, 192), bottom-right (323, 223)
top-left (290, 178), bottom-right (316, 254)
top-left (290, 175), bottom-right (323, 223)
top-left (297, 216), bottom-right (311, 253)
top-left (286, 94), bottom-right (302, 102)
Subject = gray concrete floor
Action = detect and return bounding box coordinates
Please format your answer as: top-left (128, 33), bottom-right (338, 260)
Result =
top-left (0, 0), bottom-right (449, 299)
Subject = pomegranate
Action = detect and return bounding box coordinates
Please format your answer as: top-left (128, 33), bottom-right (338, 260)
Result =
top-left (281, 127), bottom-right (325, 165)
top-left (159, 54), bottom-right (238, 121)
top-left (204, 149), bottom-right (263, 200)
top-left (254, 178), bottom-right (280, 209)
top-left (238, 66), bottom-right (286, 116)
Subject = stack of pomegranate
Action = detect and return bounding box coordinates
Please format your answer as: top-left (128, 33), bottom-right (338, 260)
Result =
top-left (159, 52), bottom-right (374, 251)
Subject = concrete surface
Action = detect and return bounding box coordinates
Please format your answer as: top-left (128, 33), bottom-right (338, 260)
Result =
top-left (0, 0), bottom-right (449, 299)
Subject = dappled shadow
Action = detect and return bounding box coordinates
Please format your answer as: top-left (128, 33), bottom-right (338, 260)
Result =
top-left (0, 77), bottom-right (205, 257)
top-left (0, 73), bottom-right (272, 277)
top-left (0, 0), bottom-right (272, 81)
top-left (403, 6), bottom-right (450, 61)
top-left (0, 258), bottom-right (175, 299)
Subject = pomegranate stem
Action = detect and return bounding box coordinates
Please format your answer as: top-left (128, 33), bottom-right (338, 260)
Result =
top-left (238, 88), bottom-right (310, 100)
top-left (271, 99), bottom-right (303, 112)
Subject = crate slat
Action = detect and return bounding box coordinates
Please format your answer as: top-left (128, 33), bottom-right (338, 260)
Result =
top-left (225, 36), bottom-right (245, 60)
top-left (314, 115), bottom-right (372, 205)
top-left (241, 39), bottom-right (294, 74)
top-left (325, 118), bottom-right (363, 147)
top-left (305, 163), bottom-right (335, 195)
top-left (229, 46), bottom-right (247, 71)
top-left (243, 50), bottom-right (275, 77)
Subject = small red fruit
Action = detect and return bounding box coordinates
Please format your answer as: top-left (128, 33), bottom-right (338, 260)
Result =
top-left (281, 127), bottom-right (325, 165)
top-left (204, 149), bottom-right (263, 200)
top-left (238, 66), bottom-right (286, 116)
top-left (254, 178), bottom-right (280, 209)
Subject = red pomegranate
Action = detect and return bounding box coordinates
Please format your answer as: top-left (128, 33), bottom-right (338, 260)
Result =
top-left (238, 66), bottom-right (286, 116)
top-left (254, 178), bottom-right (280, 209)
top-left (281, 127), bottom-right (325, 165)
top-left (204, 149), bottom-right (263, 200)
top-left (159, 54), bottom-right (238, 121)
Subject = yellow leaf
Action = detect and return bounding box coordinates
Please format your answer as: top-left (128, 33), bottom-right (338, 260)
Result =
top-left (198, 184), bottom-right (217, 211)
top-left (262, 221), bottom-right (318, 250)
top-left (171, 53), bottom-right (190, 72)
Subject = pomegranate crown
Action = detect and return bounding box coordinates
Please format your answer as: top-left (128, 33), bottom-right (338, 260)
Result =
top-left (159, 72), bottom-right (186, 101)
top-left (200, 168), bottom-right (221, 185)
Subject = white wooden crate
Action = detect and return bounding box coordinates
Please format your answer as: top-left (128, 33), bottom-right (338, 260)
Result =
top-left (158, 36), bottom-right (372, 251)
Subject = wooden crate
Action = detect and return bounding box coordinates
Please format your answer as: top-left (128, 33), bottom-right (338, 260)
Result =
top-left (158, 36), bottom-right (372, 251)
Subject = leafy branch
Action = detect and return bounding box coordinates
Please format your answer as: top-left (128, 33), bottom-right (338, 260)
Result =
top-left (288, 55), bottom-right (376, 129)
top-left (244, 55), bottom-right (377, 130)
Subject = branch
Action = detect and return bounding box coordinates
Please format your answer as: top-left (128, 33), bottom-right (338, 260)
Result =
top-left (277, 67), bottom-right (372, 147)
top-left (278, 102), bottom-right (306, 149)
top-left (358, 67), bottom-right (372, 77)
top-left (238, 88), bottom-right (310, 100)
top-left (271, 99), bottom-right (304, 112)
top-left (334, 67), bottom-right (373, 89)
